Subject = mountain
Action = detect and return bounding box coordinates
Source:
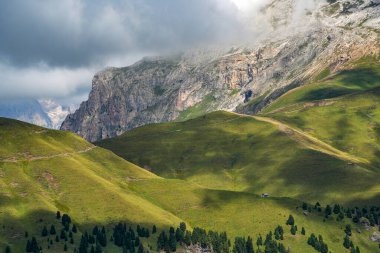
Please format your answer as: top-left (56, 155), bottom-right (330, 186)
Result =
top-left (39, 99), bottom-right (75, 129)
top-left (61, 0), bottom-right (380, 142)
top-left (1, 118), bottom-right (379, 253)
top-left (0, 98), bottom-right (52, 128)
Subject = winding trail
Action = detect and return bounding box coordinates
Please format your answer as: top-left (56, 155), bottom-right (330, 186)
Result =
top-left (1, 146), bottom-right (96, 163)
top-left (232, 112), bottom-right (371, 167)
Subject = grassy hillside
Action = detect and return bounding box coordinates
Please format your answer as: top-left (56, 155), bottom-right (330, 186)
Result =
top-left (1, 118), bottom-right (380, 252)
top-left (0, 118), bottom-right (182, 252)
top-left (96, 111), bottom-right (380, 206)
top-left (262, 56), bottom-right (380, 169)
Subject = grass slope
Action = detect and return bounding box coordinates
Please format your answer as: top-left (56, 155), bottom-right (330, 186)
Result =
top-left (96, 111), bottom-right (380, 206)
top-left (0, 118), bottom-right (182, 252)
top-left (1, 119), bottom-right (379, 251)
top-left (262, 56), bottom-right (380, 169)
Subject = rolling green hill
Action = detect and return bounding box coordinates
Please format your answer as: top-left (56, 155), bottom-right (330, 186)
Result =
top-left (261, 56), bottom-right (380, 173)
top-left (0, 118), bottom-right (182, 252)
top-left (96, 111), bottom-right (380, 206)
top-left (2, 118), bottom-right (379, 252)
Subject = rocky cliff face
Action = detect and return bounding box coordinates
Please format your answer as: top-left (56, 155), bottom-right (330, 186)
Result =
top-left (61, 0), bottom-right (380, 142)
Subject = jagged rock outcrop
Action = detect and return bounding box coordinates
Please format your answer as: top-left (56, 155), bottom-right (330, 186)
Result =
top-left (61, 0), bottom-right (380, 142)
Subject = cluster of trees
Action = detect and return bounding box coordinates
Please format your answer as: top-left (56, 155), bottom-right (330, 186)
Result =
top-left (111, 222), bottom-right (149, 253)
top-left (310, 203), bottom-right (380, 226)
top-left (157, 223), bottom-right (292, 253)
top-left (77, 227), bottom-right (107, 253)
top-left (307, 234), bottom-right (328, 253)
top-left (157, 223), bottom-right (231, 253)
top-left (256, 232), bottom-right (289, 253)
top-left (285, 215), bottom-right (305, 236)
top-left (26, 237), bottom-right (40, 253)
top-left (343, 224), bottom-right (361, 253)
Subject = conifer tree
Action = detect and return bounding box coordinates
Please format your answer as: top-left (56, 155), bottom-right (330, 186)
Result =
top-left (64, 243), bottom-right (68, 251)
top-left (286, 215), bottom-right (295, 226)
top-left (50, 225), bottom-right (56, 235)
top-left (56, 211), bottom-right (61, 220)
top-left (152, 225), bottom-right (157, 234)
top-left (180, 222), bottom-right (186, 232)
top-left (256, 235), bottom-right (263, 247)
top-left (301, 227), bottom-right (306, 235)
top-left (5, 246), bottom-right (11, 253)
top-left (345, 225), bottom-right (352, 236)
top-left (138, 243), bottom-right (144, 253)
top-left (343, 235), bottom-right (351, 249)
top-left (41, 226), bottom-right (48, 237)
top-left (290, 226), bottom-right (296, 235)
top-left (246, 236), bottom-right (254, 253)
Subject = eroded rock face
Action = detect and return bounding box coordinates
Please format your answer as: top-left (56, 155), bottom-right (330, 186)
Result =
top-left (61, 0), bottom-right (380, 142)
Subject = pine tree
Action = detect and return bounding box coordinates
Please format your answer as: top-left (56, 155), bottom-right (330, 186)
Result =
top-left (152, 225), bottom-right (157, 234)
top-left (246, 236), bottom-right (254, 253)
top-left (343, 235), bottom-right (351, 249)
top-left (325, 205), bottom-right (332, 218)
top-left (50, 225), bottom-right (56, 235)
top-left (286, 215), bottom-right (295, 226)
top-left (72, 224), bottom-right (78, 233)
top-left (138, 243), bottom-right (144, 253)
top-left (169, 233), bottom-right (177, 252)
top-left (256, 235), bottom-right (263, 247)
top-left (180, 222), bottom-right (186, 232)
top-left (95, 243), bottom-right (102, 253)
top-left (290, 225), bottom-right (296, 235)
top-left (345, 225), bottom-right (352, 236)
top-left (41, 226), bottom-right (48, 237)
top-left (184, 231), bottom-right (192, 246)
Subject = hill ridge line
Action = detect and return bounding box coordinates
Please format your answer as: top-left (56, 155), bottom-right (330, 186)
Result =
top-left (231, 112), bottom-right (371, 168)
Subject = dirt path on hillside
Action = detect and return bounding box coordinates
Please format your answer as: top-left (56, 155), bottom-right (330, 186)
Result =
top-left (1, 146), bottom-right (96, 163)
top-left (232, 112), bottom-right (370, 167)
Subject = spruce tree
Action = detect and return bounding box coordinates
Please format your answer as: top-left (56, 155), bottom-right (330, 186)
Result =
top-left (138, 243), bottom-right (144, 253)
top-left (64, 243), bottom-right (68, 252)
top-left (343, 235), bottom-right (351, 249)
top-left (180, 222), bottom-right (186, 232)
top-left (290, 225), bottom-right (296, 235)
top-left (169, 233), bottom-right (176, 252)
top-left (5, 246), bottom-right (11, 253)
top-left (50, 225), bottom-right (56, 235)
top-left (345, 225), bottom-right (352, 236)
top-left (301, 227), bottom-right (305, 235)
top-left (41, 226), bottom-right (48, 237)
top-left (256, 235), bottom-right (263, 247)
top-left (246, 236), bottom-right (254, 253)
top-left (286, 215), bottom-right (295, 226)
top-left (72, 224), bottom-right (78, 233)
top-left (56, 211), bottom-right (61, 220)
top-left (152, 225), bottom-right (157, 234)
top-left (95, 243), bottom-right (102, 253)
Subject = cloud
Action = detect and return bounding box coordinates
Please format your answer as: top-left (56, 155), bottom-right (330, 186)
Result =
top-left (0, 63), bottom-right (93, 102)
top-left (0, 0), bottom-right (273, 103)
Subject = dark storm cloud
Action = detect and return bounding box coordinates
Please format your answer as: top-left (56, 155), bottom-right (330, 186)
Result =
top-left (0, 0), bottom-right (245, 68)
top-left (0, 0), bottom-right (270, 103)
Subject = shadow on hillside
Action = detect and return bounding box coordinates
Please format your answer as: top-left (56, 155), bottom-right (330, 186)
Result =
top-left (299, 67), bottom-right (380, 103)
top-left (0, 209), bottom-right (169, 252)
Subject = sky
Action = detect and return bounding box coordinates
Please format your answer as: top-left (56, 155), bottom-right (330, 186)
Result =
top-left (0, 0), bottom-right (277, 105)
